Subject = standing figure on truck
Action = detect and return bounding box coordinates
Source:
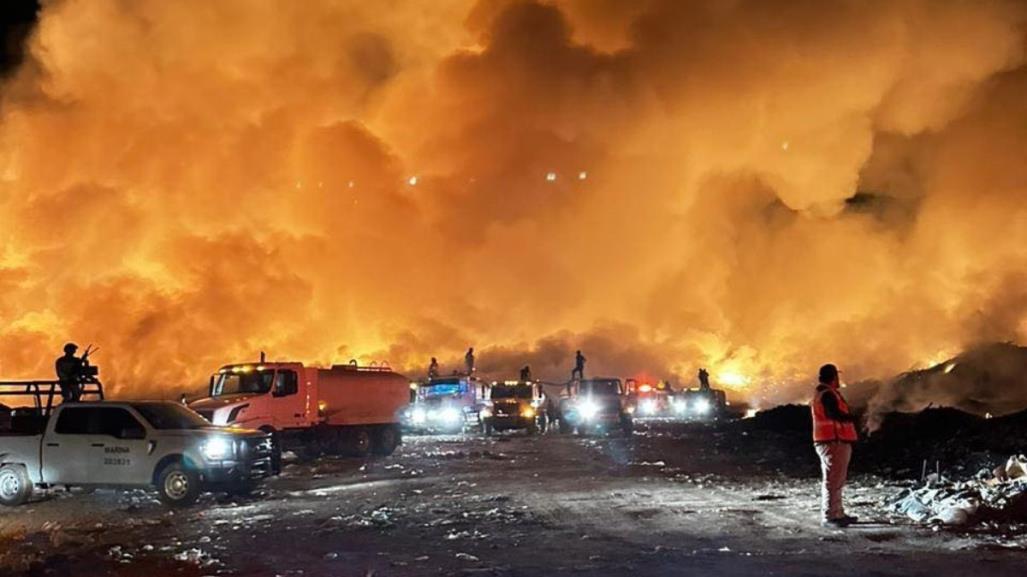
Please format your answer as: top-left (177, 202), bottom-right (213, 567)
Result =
top-left (428, 357), bottom-right (440, 379)
top-left (55, 343), bottom-right (84, 402)
top-left (465, 348), bottom-right (476, 375)
top-left (572, 350), bottom-right (586, 380)
top-left (520, 365), bottom-right (532, 382)
top-left (698, 368), bottom-right (710, 390)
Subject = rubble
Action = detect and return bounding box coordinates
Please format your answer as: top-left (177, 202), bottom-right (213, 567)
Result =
top-left (891, 455), bottom-right (1027, 525)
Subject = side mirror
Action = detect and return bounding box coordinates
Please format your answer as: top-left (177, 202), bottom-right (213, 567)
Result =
top-left (120, 427), bottom-right (146, 440)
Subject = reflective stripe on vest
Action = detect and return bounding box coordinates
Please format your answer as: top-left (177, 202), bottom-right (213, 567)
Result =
top-left (811, 388), bottom-right (858, 442)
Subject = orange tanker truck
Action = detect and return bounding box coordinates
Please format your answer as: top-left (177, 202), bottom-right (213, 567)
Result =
top-left (189, 360), bottom-right (409, 463)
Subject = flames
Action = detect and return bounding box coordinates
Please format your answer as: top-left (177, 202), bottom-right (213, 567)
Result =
top-left (1, 1), bottom-right (1026, 403)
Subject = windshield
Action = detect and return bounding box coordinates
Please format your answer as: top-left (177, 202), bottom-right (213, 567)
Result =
top-left (583, 380), bottom-right (621, 396)
top-left (133, 403), bottom-right (211, 430)
top-left (420, 381), bottom-right (465, 398)
top-left (213, 370), bottom-right (274, 396)
top-left (492, 386), bottom-right (532, 400)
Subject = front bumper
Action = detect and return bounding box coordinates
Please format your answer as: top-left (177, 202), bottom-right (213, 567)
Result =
top-left (201, 436), bottom-right (275, 483)
top-left (488, 415), bottom-right (535, 429)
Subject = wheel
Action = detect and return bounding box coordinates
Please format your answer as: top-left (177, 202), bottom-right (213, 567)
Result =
top-left (372, 425), bottom-right (400, 456)
top-left (526, 420), bottom-right (537, 435)
top-left (484, 419), bottom-right (494, 437)
top-left (558, 417), bottom-right (572, 434)
top-left (156, 462), bottom-right (201, 508)
top-left (0, 464), bottom-right (32, 506)
top-left (348, 428), bottom-right (372, 457)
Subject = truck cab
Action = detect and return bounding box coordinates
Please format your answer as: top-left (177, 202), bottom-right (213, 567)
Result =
top-left (0, 400), bottom-right (274, 508)
top-left (404, 376), bottom-right (490, 433)
top-left (557, 377), bottom-right (633, 435)
top-left (481, 381), bottom-right (544, 435)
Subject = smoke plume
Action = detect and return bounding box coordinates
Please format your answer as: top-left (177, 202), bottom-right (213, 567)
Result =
top-left (1, 0), bottom-right (1025, 406)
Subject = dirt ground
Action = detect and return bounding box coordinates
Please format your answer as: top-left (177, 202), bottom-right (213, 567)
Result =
top-left (2, 420), bottom-right (1025, 576)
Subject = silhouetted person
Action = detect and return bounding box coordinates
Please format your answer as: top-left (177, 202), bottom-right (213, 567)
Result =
top-left (55, 342), bottom-right (84, 402)
top-left (465, 348), bottom-right (475, 375)
top-left (572, 350), bottom-right (585, 380)
top-left (698, 368), bottom-right (710, 390)
top-left (520, 365), bottom-right (532, 382)
top-left (428, 357), bottom-right (440, 379)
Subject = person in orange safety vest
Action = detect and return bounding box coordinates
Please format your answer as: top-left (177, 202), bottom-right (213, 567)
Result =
top-left (811, 363), bottom-right (858, 528)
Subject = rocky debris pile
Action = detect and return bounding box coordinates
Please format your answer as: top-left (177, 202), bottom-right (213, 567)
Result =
top-left (747, 404), bottom-right (811, 434)
top-left (862, 407), bottom-right (1027, 478)
top-left (890, 455), bottom-right (1027, 525)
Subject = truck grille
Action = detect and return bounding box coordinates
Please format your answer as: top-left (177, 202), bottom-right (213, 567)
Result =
top-left (237, 436), bottom-right (274, 478)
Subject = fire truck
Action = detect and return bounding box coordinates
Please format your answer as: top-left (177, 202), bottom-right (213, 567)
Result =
top-left (625, 378), bottom-right (674, 418)
top-left (481, 380), bottom-right (545, 435)
top-left (555, 377), bottom-right (633, 435)
top-left (189, 360), bottom-right (409, 461)
top-left (401, 375), bottom-right (490, 433)
top-left (672, 381), bottom-right (729, 419)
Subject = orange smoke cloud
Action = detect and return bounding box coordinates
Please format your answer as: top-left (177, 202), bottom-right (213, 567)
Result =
top-left (1, 0), bottom-right (1025, 404)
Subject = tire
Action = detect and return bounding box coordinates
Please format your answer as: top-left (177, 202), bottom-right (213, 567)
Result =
top-left (0, 464), bottom-right (32, 507)
top-left (526, 420), bottom-right (537, 435)
top-left (348, 428), bottom-right (372, 457)
top-left (558, 418), bottom-right (571, 434)
top-left (372, 425), bottom-right (400, 456)
top-left (156, 462), bottom-right (201, 508)
top-left (484, 419), bottom-right (494, 437)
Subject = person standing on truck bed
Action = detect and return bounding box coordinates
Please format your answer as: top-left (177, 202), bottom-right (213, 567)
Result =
top-left (428, 357), bottom-right (440, 379)
top-left (572, 350), bottom-right (586, 380)
top-left (520, 365), bottom-right (532, 382)
top-left (465, 348), bottom-right (475, 375)
top-left (698, 368), bottom-right (710, 390)
top-left (55, 342), bottom-right (84, 402)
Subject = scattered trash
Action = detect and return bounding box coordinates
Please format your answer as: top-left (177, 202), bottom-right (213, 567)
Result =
top-left (891, 455), bottom-right (1027, 525)
top-left (455, 552), bottom-right (480, 562)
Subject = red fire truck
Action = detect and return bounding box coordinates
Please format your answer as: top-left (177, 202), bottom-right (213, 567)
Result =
top-left (189, 360), bottom-right (409, 461)
top-left (625, 378), bottom-right (673, 417)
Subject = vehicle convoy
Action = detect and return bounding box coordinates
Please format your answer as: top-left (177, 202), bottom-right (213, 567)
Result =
top-left (625, 378), bottom-right (673, 418)
top-left (481, 380), bottom-right (545, 435)
top-left (0, 397), bottom-right (273, 508)
top-left (189, 360), bottom-right (409, 459)
top-left (556, 377), bottom-right (633, 435)
top-left (402, 376), bottom-right (490, 433)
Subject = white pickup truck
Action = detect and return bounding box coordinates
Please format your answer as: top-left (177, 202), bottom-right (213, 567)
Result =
top-left (0, 401), bottom-right (274, 507)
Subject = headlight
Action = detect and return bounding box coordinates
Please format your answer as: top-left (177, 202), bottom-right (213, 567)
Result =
top-left (692, 398), bottom-right (711, 414)
top-left (520, 407), bottom-right (536, 418)
top-left (578, 400), bottom-right (600, 419)
top-left (440, 407), bottom-right (461, 423)
top-left (201, 437), bottom-right (232, 461)
top-left (640, 399), bottom-right (657, 415)
top-left (673, 400), bottom-right (687, 414)
top-left (480, 407), bottom-right (493, 418)
top-left (411, 408), bottom-right (427, 424)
